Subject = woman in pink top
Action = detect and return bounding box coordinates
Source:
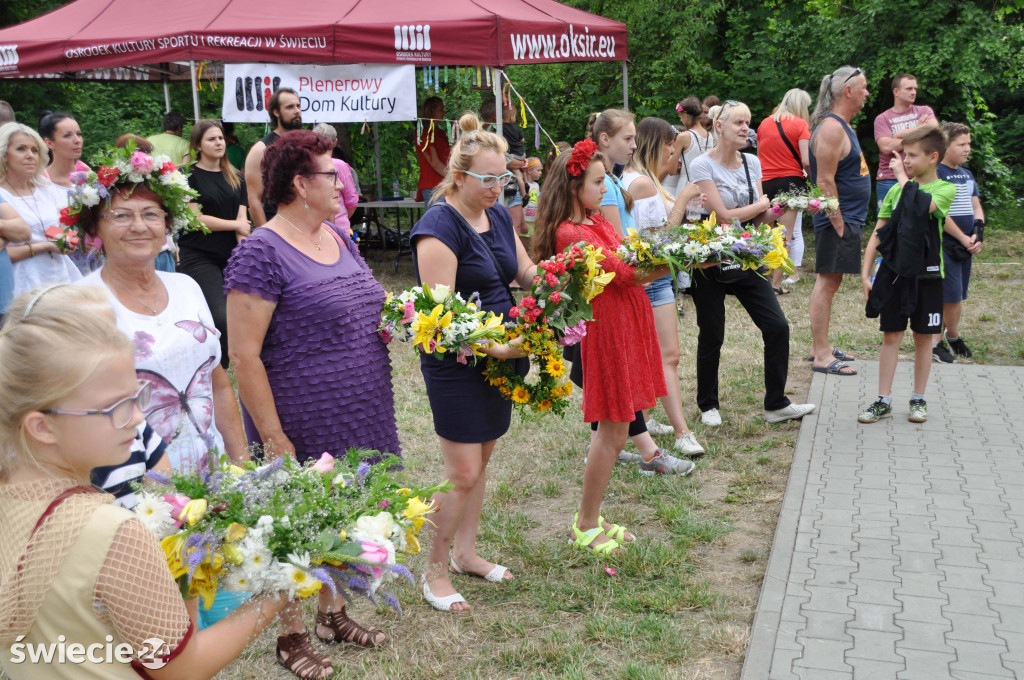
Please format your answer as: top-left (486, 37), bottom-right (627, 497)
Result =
top-left (312, 124), bottom-right (359, 234)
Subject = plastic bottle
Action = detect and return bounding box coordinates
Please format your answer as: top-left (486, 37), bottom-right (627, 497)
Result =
top-left (392, 177), bottom-right (401, 198)
top-left (870, 257), bottom-right (882, 284)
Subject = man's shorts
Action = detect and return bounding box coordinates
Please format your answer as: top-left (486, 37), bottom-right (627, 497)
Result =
top-left (942, 252), bottom-right (972, 304)
top-left (815, 223), bottom-right (863, 274)
top-left (879, 278), bottom-right (943, 334)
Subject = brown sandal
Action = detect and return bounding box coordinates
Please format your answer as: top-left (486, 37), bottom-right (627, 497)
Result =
top-left (276, 632), bottom-right (332, 679)
top-left (315, 606), bottom-right (389, 647)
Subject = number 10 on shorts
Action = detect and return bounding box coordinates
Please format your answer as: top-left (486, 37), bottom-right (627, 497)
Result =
top-left (927, 313), bottom-right (941, 328)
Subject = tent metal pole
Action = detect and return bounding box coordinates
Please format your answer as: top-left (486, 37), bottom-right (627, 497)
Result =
top-left (493, 67), bottom-right (501, 130)
top-left (622, 62), bottom-right (629, 111)
top-left (373, 122), bottom-right (383, 199)
top-left (188, 60), bottom-right (200, 121)
top-left (163, 77), bottom-right (171, 113)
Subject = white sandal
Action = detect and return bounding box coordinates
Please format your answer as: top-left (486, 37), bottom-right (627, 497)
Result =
top-left (449, 553), bottom-right (510, 583)
top-left (422, 576), bottom-right (468, 612)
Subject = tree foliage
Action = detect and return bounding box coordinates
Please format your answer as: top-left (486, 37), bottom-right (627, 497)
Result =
top-left (2, 0), bottom-right (1021, 205)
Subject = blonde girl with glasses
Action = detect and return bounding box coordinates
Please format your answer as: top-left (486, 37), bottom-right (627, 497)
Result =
top-left (411, 113), bottom-right (537, 613)
top-left (0, 285), bottom-right (290, 680)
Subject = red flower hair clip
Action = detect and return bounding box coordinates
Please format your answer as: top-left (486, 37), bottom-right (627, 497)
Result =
top-left (566, 139), bottom-right (598, 177)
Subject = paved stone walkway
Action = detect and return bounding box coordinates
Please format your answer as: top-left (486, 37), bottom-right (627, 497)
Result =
top-left (743, 360), bottom-right (1024, 679)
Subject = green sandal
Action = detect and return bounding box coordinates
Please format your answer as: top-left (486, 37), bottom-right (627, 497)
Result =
top-left (573, 512), bottom-right (634, 544)
top-left (570, 520), bottom-right (622, 557)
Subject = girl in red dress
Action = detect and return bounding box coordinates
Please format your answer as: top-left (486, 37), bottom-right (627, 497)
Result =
top-left (532, 141), bottom-right (669, 557)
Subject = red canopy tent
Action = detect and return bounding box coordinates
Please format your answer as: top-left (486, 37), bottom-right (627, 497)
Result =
top-left (0, 0), bottom-right (628, 196)
top-left (0, 0), bottom-right (627, 76)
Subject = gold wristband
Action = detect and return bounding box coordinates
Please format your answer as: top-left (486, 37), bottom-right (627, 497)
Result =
top-left (27, 243), bottom-right (35, 257)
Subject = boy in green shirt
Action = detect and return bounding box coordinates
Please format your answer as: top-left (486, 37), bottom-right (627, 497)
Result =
top-left (859, 126), bottom-right (956, 424)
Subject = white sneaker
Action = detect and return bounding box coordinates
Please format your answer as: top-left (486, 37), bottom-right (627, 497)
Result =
top-left (673, 432), bottom-right (705, 457)
top-left (765, 403), bottom-right (816, 423)
top-left (644, 418), bottom-right (675, 435)
top-left (701, 409), bottom-right (722, 427)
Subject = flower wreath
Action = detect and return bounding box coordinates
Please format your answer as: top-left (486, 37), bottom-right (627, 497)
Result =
top-left (566, 138), bottom-right (599, 177)
top-left (482, 323), bottom-right (575, 417)
top-left (58, 142), bottom-right (204, 237)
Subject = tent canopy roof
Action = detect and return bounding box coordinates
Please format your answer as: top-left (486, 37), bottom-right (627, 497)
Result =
top-left (0, 0), bottom-right (627, 78)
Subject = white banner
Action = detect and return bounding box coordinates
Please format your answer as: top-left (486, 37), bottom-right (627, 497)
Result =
top-left (222, 63), bottom-right (416, 123)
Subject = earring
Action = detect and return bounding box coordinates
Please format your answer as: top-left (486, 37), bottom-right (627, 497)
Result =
top-left (304, 200), bottom-right (309, 211)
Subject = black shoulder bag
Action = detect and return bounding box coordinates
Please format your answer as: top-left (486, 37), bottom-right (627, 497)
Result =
top-left (775, 119), bottom-right (808, 183)
top-left (441, 203), bottom-right (517, 307)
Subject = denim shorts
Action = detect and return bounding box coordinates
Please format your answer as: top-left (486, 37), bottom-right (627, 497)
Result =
top-left (503, 186), bottom-right (523, 208)
top-left (645, 273), bottom-right (675, 306)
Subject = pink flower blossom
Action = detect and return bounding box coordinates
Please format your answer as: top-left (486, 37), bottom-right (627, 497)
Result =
top-left (311, 452), bottom-right (335, 473)
top-left (130, 151), bottom-right (154, 174)
top-left (402, 301), bottom-right (416, 324)
top-left (770, 203), bottom-right (785, 216)
top-left (808, 198), bottom-right (822, 211)
top-left (163, 494), bottom-right (192, 527)
top-left (358, 541), bottom-right (389, 579)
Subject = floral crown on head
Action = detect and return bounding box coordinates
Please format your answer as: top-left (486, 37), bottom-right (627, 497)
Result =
top-left (59, 143), bottom-right (203, 236)
top-left (566, 139), bottom-right (598, 178)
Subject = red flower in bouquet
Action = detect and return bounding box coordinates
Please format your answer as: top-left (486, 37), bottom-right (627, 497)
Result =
top-left (59, 207), bottom-right (79, 226)
top-left (161, 162), bottom-right (177, 174)
top-left (96, 166), bottom-right (120, 187)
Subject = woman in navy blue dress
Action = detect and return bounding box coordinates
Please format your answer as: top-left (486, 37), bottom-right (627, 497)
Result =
top-left (411, 113), bottom-right (534, 612)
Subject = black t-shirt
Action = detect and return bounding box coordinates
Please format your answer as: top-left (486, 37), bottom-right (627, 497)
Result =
top-left (182, 166), bottom-right (248, 261)
top-left (502, 122), bottom-right (526, 157)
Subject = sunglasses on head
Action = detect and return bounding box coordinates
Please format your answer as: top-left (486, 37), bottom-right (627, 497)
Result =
top-left (831, 67), bottom-right (862, 87)
top-left (714, 100), bottom-right (741, 123)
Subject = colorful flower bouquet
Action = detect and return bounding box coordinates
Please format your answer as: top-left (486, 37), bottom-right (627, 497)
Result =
top-left (133, 449), bottom-right (450, 612)
top-left (43, 225), bottom-right (80, 252)
top-left (484, 242), bottom-right (614, 416)
top-left (379, 283), bottom-right (507, 364)
top-left (671, 213), bottom-right (794, 274)
top-left (769, 185), bottom-right (839, 217)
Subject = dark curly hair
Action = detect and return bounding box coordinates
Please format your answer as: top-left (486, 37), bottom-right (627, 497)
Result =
top-left (260, 130), bottom-right (335, 210)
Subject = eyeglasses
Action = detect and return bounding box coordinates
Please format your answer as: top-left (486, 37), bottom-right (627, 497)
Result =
top-left (831, 67), bottom-right (863, 87)
top-left (305, 170), bottom-right (341, 184)
top-left (102, 209), bottom-right (168, 227)
top-left (42, 380), bottom-right (152, 429)
top-left (714, 101), bottom-right (741, 123)
top-left (462, 170), bottom-right (515, 189)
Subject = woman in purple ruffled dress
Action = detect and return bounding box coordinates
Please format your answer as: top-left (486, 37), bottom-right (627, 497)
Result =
top-left (224, 129), bottom-right (398, 679)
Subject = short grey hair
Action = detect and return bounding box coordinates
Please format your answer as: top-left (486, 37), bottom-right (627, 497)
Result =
top-left (810, 66), bottom-right (863, 129)
top-left (312, 123), bottom-right (338, 141)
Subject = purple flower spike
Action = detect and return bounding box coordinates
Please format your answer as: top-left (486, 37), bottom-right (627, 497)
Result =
top-left (255, 457), bottom-right (284, 480)
top-left (355, 462), bottom-right (371, 485)
top-left (381, 591), bottom-right (403, 617)
top-left (346, 576), bottom-right (370, 593)
top-left (390, 563), bottom-right (415, 587)
top-left (311, 568), bottom-right (338, 596)
top-left (146, 470), bottom-right (172, 485)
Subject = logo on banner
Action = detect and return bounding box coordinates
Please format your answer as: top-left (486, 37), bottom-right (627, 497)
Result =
top-left (0, 45), bottom-right (19, 74)
top-left (230, 75), bottom-right (283, 114)
top-left (394, 25), bottom-right (431, 63)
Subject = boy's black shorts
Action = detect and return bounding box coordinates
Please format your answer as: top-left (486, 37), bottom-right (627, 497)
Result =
top-left (879, 277), bottom-right (944, 334)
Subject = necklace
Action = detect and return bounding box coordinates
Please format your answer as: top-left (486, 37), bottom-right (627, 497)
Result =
top-left (2, 182), bottom-right (44, 228)
top-left (278, 214), bottom-right (323, 251)
top-left (108, 270), bottom-right (161, 315)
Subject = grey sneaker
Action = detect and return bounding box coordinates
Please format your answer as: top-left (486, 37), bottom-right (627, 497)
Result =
top-left (638, 449), bottom-right (695, 476)
top-left (946, 332), bottom-right (973, 360)
top-left (644, 418), bottom-right (675, 435)
top-left (858, 399), bottom-right (893, 424)
top-left (585, 446), bottom-right (642, 465)
top-left (932, 341), bottom-right (956, 364)
top-left (701, 408), bottom-right (722, 427)
top-left (908, 398), bottom-right (928, 423)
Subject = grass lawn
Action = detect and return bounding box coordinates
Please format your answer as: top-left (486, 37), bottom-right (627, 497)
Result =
top-left (217, 226), bottom-right (1023, 680)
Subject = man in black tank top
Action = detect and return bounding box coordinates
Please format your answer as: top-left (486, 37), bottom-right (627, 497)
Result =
top-left (807, 66), bottom-right (872, 377)
top-left (244, 88), bottom-right (303, 226)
